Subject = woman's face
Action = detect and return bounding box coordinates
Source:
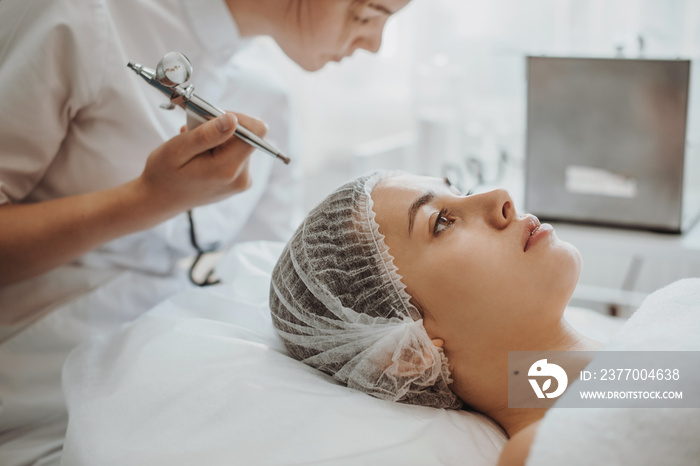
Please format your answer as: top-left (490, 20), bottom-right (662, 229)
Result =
top-left (370, 174), bottom-right (582, 352)
top-left (278, 0), bottom-right (410, 71)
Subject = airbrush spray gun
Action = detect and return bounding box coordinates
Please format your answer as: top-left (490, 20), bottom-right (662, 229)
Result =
top-left (127, 51), bottom-right (290, 164)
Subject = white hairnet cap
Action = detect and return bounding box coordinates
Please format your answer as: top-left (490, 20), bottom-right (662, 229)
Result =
top-left (270, 171), bottom-right (462, 409)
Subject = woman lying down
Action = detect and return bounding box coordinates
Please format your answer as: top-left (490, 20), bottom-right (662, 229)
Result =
top-left (269, 170), bottom-right (700, 465)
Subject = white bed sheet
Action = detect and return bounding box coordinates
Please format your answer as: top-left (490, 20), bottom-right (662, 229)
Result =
top-left (61, 241), bottom-right (624, 466)
top-left (528, 278), bottom-right (700, 466)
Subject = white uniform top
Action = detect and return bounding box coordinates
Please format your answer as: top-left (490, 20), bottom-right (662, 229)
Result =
top-left (0, 0), bottom-right (302, 463)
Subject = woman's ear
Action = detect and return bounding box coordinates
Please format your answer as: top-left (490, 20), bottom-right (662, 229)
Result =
top-left (431, 338), bottom-right (444, 348)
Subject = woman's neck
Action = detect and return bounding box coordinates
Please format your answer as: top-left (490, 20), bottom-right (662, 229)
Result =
top-left (450, 317), bottom-right (603, 438)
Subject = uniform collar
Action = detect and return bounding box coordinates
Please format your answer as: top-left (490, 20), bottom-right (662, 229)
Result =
top-left (180, 0), bottom-right (251, 59)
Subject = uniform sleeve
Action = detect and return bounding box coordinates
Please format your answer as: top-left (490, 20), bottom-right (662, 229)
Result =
top-left (0, 0), bottom-right (105, 204)
top-left (233, 143), bottom-right (304, 243)
top-left (229, 61), bottom-right (305, 244)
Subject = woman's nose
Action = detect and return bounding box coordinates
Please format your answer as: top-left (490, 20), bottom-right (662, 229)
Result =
top-left (364, 33), bottom-right (382, 53)
top-left (476, 188), bottom-right (515, 229)
top-left (354, 23), bottom-right (385, 54)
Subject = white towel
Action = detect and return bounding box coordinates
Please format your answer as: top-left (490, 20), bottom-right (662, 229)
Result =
top-left (527, 278), bottom-right (700, 466)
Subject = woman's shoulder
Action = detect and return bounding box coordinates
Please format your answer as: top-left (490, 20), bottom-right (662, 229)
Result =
top-left (497, 420), bottom-right (541, 466)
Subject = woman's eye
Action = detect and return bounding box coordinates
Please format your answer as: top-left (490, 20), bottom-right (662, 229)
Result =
top-left (353, 16), bottom-right (371, 24)
top-left (433, 210), bottom-right (455, 236)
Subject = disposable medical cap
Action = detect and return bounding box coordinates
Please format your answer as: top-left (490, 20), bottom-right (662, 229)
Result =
top-left (270, 171), bottom-right (462, 410)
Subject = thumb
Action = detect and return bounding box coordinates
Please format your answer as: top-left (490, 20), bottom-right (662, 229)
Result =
top-left (169, 112), bottom-right (238, 164)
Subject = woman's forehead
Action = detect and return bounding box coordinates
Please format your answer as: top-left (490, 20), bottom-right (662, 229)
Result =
top-left (370, 174), bottom-right (448, 233)
top-left (373, 173), bottom-right (445, 194)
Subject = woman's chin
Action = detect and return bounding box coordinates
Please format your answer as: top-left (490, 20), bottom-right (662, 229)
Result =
top-left (568, 243), bottom-right (583, 279)
top-left (292, 55), bottom-right (327, 72)
top-left (555, 237), bottom-right (583, 276)
top-left (548, 240), bottom-right (582, 309)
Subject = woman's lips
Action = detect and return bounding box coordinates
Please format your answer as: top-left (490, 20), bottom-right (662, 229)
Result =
top-left (525, 223), bottom-right (554, 252)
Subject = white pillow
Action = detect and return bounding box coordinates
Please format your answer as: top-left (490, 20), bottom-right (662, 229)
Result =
top-left (62, 241), bottom-right (507, 466)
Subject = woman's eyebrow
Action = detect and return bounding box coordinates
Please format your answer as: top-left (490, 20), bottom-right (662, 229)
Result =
top-left (408, 191), bottom-right (435, 236)
top-left (368, 3), bottom-right (394, 15)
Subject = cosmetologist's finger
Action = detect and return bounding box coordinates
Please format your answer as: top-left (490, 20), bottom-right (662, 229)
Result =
top-left (170, 112), bottom-right (238, 164)
top-left (232, 112), bottom-right (268, 138)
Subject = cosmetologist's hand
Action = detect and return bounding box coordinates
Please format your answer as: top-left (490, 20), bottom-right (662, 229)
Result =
top-left (0, 111), bottom-right (268, 288)
top-left (138, 111), bottom-right (267, 212)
